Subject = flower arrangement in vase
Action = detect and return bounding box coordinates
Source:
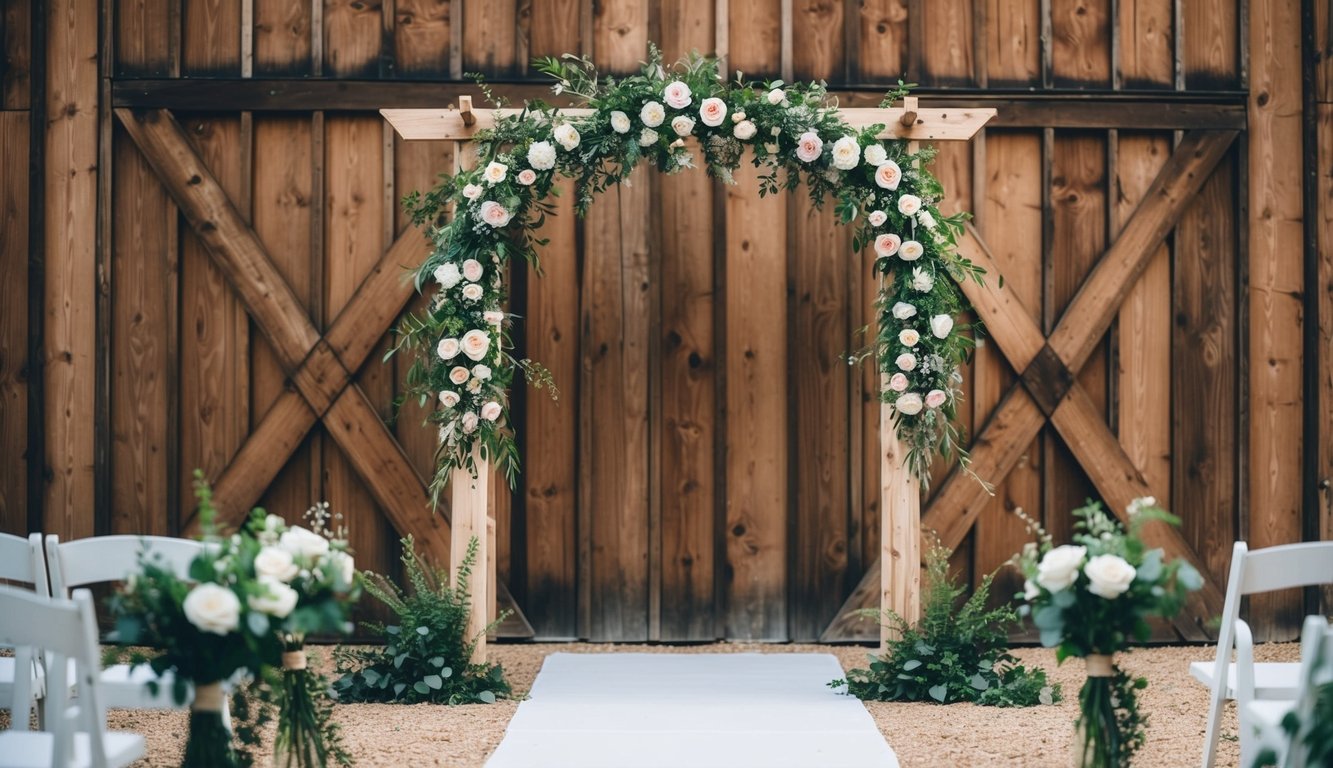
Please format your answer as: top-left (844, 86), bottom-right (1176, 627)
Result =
top-left (1013, 498), bottom-right (1204, 768)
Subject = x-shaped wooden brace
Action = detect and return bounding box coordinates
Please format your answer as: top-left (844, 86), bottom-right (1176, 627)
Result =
top-left (827, 130), bottom-right (1238, 641)
top-left (115, 108), bottom-right (531, 633)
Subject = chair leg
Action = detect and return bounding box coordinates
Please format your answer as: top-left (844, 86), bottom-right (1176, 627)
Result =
top-left (1201, 689), bottom-right (1226, 768)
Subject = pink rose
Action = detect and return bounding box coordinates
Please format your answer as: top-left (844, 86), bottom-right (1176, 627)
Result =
top-left (516, 169), bottom-right (537, 186)
top-left (925, 389), bottom-right (948, 409)
top-left (448, 366), bottom-right (470, 385)
top-left (868, 210), bottom-right (887, 227)
top-left (875, 160), bottom-right (902, 190)
top-left (462, 258), bottom-right (484, 282)
top-left (888, 373), bottom-right (909, 392)
top-left (699, 97), bottom-right (727, 127)
top-left (663, 80), bottom-right (692, 109)
top-left (439, 391), bottom-right (460, 408)
top-left (479, 201), bottom-right (512, 228)
top-left (874, 233), bottom-right (901, 258)
top-left (480, 401), bottom-right (502, 421)
top-left (795, 131), bottom-right (824, 163)
top-left (461, 329), bottom-right (491, 361)
top-left (483, 310), bottom-right (505, 326)
top-left (461, 412), bottom-right (480, 434)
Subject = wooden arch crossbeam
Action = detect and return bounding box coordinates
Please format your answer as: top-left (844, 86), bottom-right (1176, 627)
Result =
top-left (112, 108), bottom-right (534, 638)
top-left (823, 129), bottom-right (1239, 642)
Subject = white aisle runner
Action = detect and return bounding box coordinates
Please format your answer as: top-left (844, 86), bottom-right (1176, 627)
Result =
top-left (485, 653), bottom-right (899, 768)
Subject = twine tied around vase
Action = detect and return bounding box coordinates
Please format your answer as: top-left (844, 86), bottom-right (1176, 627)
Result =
top-left (1084, 654), bottom-right (1114, 678)
top-left (192, 682), bottom-right (225, 712)
top-left (282, 650), bottom-right (309, 671)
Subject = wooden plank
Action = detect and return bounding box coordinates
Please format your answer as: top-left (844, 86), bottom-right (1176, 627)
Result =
top-left (1116, 0), bottom-right (1172, 88)
top-left (1050, 0), bottom-right (1111, 87)
top-left (179, 117), bottom-right (250, 518)
top-left (881, 430), bottom-right (920, 647)
top-left (1182, 0), bottom-right (1239, 89)
top-left (1247, 0), bottom-right (1305, 641)
top-left (381, 106), bottom-right (997, 143)
top-left (854, 0), bottom-right (908, 81)
top-left (727, 0), bottom-right (782, 78)
top-left (255, 0), bottom-right (314, 74)
top-left (923, 0), bottom-right (974, 84)
top-left (450, 454), bottom-right (489, 664)
top-left (461, 0), bottom-right (517, 75)
top-left (182, 0), bottom-right (242, 75)
top-left (1318, 104), bottom-right (1333, 612)
top-left (2, 0), bottom-right (31, 108)
top-left (115, 0), bottom-right (172, 75)
top-left (985, 0), bottom-right (1040, 85)
top-left (592, 0), bottom-right (646, 73)
top-left (394, 0), bottom-right (451, 76)
top-left (0, 113), bottom-right (28, 532)
top-left (790, 0), bottom-right (842, 83)
top-left (324, 0), bottom-right (382, 76)
top-left (523, 177), bottom-right (580, 639)
top-left (44, 0), bottom-right (98, 539)
top-left (109, 126), bottom-right (172, 536)
top-left (1174, 150), bottom-right (1240, 593)
top-left (528, 0), bottom-right (582, 58)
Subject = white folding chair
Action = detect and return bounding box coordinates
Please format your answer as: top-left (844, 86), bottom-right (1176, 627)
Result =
top-left (0, 532), bottom-right (51, 729)
top-left (1242, 615), bottom-right (1333, 768)
top-left (1191, 541), bottom-right (1333, 767)
top-left (0, 586), bottom-right (145, 768)
top-left (44, 535), bottom-right (228, 716)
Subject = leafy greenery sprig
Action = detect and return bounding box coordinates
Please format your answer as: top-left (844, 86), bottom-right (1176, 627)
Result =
top-left (391, 45), bottom-right (986, 494)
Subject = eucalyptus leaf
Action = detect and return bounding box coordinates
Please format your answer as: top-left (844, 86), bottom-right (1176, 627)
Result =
top-left (478, 690), bottom-right (497, 704)
top-left (928, 685), bottom-right (948, 703)
top-left (413, 681), bottom-right (430, 695)
top-left (902, 659), bottom-right (922, 672)
top-left (424, 674), bottom-right (443, 690)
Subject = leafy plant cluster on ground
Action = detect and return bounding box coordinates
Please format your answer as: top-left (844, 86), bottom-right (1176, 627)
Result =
top-left (332, 536), bottom-right (511, 705)
top-left (833, 545), bottom-right (1059, 707)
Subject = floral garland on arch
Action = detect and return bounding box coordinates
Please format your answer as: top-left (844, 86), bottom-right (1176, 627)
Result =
top-left (391, 47), bottom-right (986, 503)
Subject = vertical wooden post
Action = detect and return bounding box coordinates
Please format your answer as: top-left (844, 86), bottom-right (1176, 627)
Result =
top-left (450, 455), bottom-right (490, 664)
top-left (881, 102), bottom-right (923, 650)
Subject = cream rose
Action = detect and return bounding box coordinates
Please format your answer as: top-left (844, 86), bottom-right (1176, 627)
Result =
top-left (671, 115), bottom-right (695, 137)
top-left (466, 377), bottom-right (483, 393)
top-left (898, 328), bottom-right (920, 347)
top-left (1084, 554), bottom-right (1137, 599)
top-left (874, 233), bottom-right (901, 258)
top-left (279, 525), bottom-right (330, 560)
top-left (527, 140), bottom-right (557, 170)
top-left (483, 310), bottom-right (505, 326)
top-left (733, 120), bottom-right (757, 140)
top-left (1036, 545), bottom-right (1088, 592)
top-left (897, 194), bottom-right (923, 216)
top-left (254, 546), bottom-right (299, 582)
top-left (248, 578), bottom-right (298, 619)
top-left (766, 88), bottom-right (786, 105)
top-left (795, 131), bottom-right (823, 163)
top-left (639, 128), bottom-right (660, 146)
top-left (460, 329), bottom-right (491, 361)
top-left (663, 80), bottom-right (692, 109)
top-left (183, 583), bottom-right (241, 636)
top-left (875, 160), bottom-right (902, 190)
top-left (640, 101), bottom-right (666, 128)
top-left (911, 267), bottom-right (934, 292)
top-left (437, 337), bottom-right (460, 360)
top-left (439, 390), bottom-right (460, 408)
top-left (483, 161), bottom-right (507, 185)
top-left (888, 373), bottom-right (909, 392)
top-left (472, 364), bottom-right (492, 380)
top-left (868, 210), bottom-right (888, 227)
top-left (895, 393), bottom-right (924, 415)
top-left (553, 123), bottom-right (580, 151)
top-left (449, 366), bottom-right (470, 385)
top-left (610, 110), bottom-right (631, 134)
top-left (481, 401), bottom-right (503, 421)
top-left (898, 240), bottom-right (924, 262)
top-left (461, 411), bottom-right (480, 434)
top-left (925, 389), bottom-right (948, 409)
top-left (918, 210), bottom-right (937, 229)
top-left (891, 301), bottom-right (917, 320)
top-left (434, 263), bottom-right (461, 288)
top-left (461, 283), bottom-right (484, 302)
top-left (462, 183), bottom-right (483, 200)
top-left (699, 97), bottom-right (727, 127)
top-left (329, 550), bottom-right (355, 585)
top-left (478, 200), bottom-right (513, 228)
top-left (895, 352), bottom-right (918, 371)
top-left (864, 144), bottom-right (888, 166)
top-left (462, 258), bottom-right (484, 282)
top-left (831, 136), bottom-right (861, 170)
top-left (516, 169), bottom-right (537, 186)
top-left (930, 314), bottom-right (954, 339)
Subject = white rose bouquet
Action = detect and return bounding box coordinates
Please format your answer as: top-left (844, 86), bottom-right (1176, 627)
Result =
top-left (1013, 498), bottom-right (1203, 767)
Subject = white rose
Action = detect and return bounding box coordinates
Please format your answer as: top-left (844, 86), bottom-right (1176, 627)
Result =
top-left (439, 390), bottom-right (460, 408)
top-left (699, 97), bottom-right (727, 127)
top-left (766, 88), bottom-right (785, 105)
top-left (472, 364), bottom-right (492, 380)
top-left (554, 123), bottom-right (580, 151)
top-left (831, 136), bottom-right (861, 170)
top-left (1023, 579), bottom-right (1040, 601)
top-left (461, 283), bottom-right (484, 302)
top-left (897, 194), bottom-right (922, 216)
top-left (888, 373), bottom-right (909, 392)
top-left (478, 200), bottom-right (513, 227)
top-left (483, 161), bottom-right (507, 185)
top-left (483, 310), bottom-right (505, 326)
top-left (461, 329), bottom-right (491, 361)
top-left (925, 389), bottom-right (948, 409)
top-left (895, 352), bottom-right (917, 371)
top-left (663, 80), bottom-right (692, 109)
top-left (527, 140), bottom-right (557, 170)
top-left (868, 210), bottom-right (887, 227)
top-left (733, 120), bottom-right (757, 140)
top-left (918, 210), bottom-right (937, 229)
top-left (462, 258), bottom-right (484, 282)
top-left (930, 314), bottom-right (954, 339)
top-left (1036, 544), bottom-right (1088, 593)
top-left (481, 401), bottom-right (503, 421)
top-left (639, 128), bottom-right (660, 146)
top-left (795, 131), bottom-right (823, 163)
top-left (874, 233), bottom-right (901, 258)
top-left (437, 337), bottom-right (460, 360)
top-left (640, 101), bottom-right (666, 128)
top-left (898, 328), bottom-right (920, 347)
top-left (183, 583), bottom-right (241, 636)
top-left (248, 578), bottom-right (298, 619)
top-left (254, 546), bottom-right (299, 582)
top-left (279, 525), bottom-right (330, 560)
top-left (864, 144), bottom-right (888, 166)
top-left (610, 110), bottom-right (631, 134)
top-left (434, 262), bottom-right (461, 288)
top-left (449, 366), bottom-right (470, 385)
top-left (895, 393), bottom-right (924, 415)
top-left (516, 169), bottom-right (537, 186)
top-left (898, 240), bottom-right (924, 261)
top-left (328, 550), bottom-right (356, 585)
top-left (671, 115), bottom-right (695, 137)
top-left (875, 160), bottom-right (902, 190)
top-left (462, 183), bottom-right (483, 200)
top-left (461, 411), bottom-right (480, 434)
top-left (891, 301), bottom-right (917, 320)
top-left (911, 267), bottom-right (934, 292)
top-left (1084, 554), bottom-right (1137, 599)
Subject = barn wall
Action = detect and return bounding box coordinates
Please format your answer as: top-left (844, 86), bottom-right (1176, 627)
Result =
top-left (1, 0), bottom-right (1322, 642)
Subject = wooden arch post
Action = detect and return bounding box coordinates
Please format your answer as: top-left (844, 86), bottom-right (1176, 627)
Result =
top-left (382, 97), bottom-right (993, 660)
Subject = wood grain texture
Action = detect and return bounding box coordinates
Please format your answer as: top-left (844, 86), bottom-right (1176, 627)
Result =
top-left (44, 0), bottom-right (99, 538)
top-left (1116, 0), bottom-right (1172, 88)
top-left (0, 113), bottom-right (28, 531)
top-left (527, 0), bottom-right (582, 58)
top-left (324, 0), bottom-right (382, 76)
top-left (395, 0), bottom-right (451, 75)
top-left (791, 0), bottom-right (843, 82)
top-left (115, 0), bottom-right (173, 75)
top-left (923, 0), bottom-right (974, 84)
top-left (1247, 0), bottom-right (1305, 640)
top-left (1050, 0), bottom-right (1110, 86)
top-left (255, 0), bottom-right (314, 74)
top-left (985, 0), bottom-right (1039, 85)
top-left (2, 0), bottom-right (31, 108)
top-left (1319, 105), bottom-right (1333, 599)
top-left (591, 0), bottom-right (645, 73)
top-left (182, 0), bottom-right (242, 75)
top-left (1182, 0), bottom-right (1239, 88)
top-left (461, 0), bottom-right (517, 75)
top-left (856, 0), bottom-right (908, 81)
top-left (727, 0), bottom-right (783, 77)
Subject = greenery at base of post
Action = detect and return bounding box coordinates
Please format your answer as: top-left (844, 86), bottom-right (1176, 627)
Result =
top-left (832, 545), bottom-right (1059, 707)
top-left (333, 536), bottom-right (511, 705)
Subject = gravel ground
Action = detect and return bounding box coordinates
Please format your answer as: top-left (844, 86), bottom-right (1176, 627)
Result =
top-left (95, 641), bottom-right (1298, 767)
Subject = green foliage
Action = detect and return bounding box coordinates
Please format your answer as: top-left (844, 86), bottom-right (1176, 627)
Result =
top-left (332, 536), bottom-right (511, 705)
top-left (833, 546), bottom-right (1059, 707)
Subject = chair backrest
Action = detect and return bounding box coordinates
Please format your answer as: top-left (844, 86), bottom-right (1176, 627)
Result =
top-left (45, 534), bottom-right (207, 599)
top-left (0, 586), bottom-right (111, 768)
top-left (1238, 541), bottom-right (1333, 596)
top-left (0, 531), bottom-right (49, 596)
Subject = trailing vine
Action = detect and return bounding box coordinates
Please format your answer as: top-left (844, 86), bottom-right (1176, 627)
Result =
top-left (390, 46), bottom-right (985, 503)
